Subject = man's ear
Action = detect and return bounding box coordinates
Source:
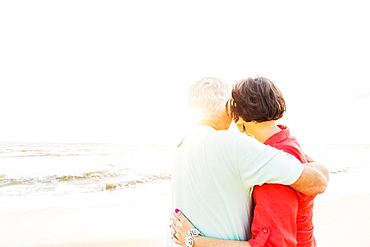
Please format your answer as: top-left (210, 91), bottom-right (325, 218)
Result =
top-left (225, 99), bottom-right (233, 118)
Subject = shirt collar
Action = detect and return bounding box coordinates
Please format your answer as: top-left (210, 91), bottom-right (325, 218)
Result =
top-left (264, 125), bottom-right (290, 145)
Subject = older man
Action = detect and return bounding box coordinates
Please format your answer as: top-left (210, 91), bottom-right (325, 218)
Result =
top-left (167, 77), bottom-right (328, 246)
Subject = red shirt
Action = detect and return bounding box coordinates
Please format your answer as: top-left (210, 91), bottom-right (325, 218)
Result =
top-left (248, 125), bottom-right (316, 247)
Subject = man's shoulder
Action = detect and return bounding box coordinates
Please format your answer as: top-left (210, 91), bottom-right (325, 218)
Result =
top-left (216, 129), bottom-right (241, 137)
top-left (213, 130), bottom-right (246, 143)
top-left (211, 130), bottom-right (262, 153)
top-left (187, 126), bottom-right (259, 150)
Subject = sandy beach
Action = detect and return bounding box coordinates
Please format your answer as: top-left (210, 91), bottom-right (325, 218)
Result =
top-left (54, 194), bottom-right (370, 247)
top-left (43, 237), bottom-right (166, 247)
top-left (314, 193), bottom-right (370, 246)
top-left (0, 182), bottom-right (172, 247)
top-left (50, 194), bottom-right (370, 247)
top-left (1, 191), bottom-right (369, 247)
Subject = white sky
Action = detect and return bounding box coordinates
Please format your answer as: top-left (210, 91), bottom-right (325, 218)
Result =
top-left (1, 1), bottom-right (369, 144)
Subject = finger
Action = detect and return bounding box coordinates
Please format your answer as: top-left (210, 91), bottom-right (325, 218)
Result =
top-left (174, 239), bottom-right (182, 245)
top-left (170, 213), bottom-right (178, 224)
top-left (305, 153), bottom-right (314, 163)
top-left (171, 213), bottom-right (180, 228)
top-left (172, 235), bottom-right (182, 245)
top-left (174, 208), bottom-right (187, 220)
top-left (174, 209), bottom-right (188, 223)
top-left (170, 215), bottom-right (180, 233)
top-left (171, 231), bottom-right (183, 246)
top-left (170, 213), bottom-right (175, 224)
top-left (171, 219), bottom-right (180, 232)
top-left (172, 238), bottom-right (181, 245)
top-left (172, 212), bottom-right (180, 221)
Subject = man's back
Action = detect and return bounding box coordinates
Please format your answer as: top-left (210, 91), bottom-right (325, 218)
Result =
top-left (171, 125), bottom-right (253, 242)
top-left (168, 125), bottom-right (303, 246)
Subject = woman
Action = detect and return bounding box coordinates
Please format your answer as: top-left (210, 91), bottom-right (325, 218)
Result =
top-left (170, 76), bottom-right (317, 246)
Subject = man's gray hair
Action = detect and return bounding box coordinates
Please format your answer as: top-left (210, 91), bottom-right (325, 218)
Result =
top-left (188, 77), bottom-right (231, 120)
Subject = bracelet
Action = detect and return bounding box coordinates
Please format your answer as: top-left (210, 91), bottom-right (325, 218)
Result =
top-left (185, 228), bottom-right (201, 247)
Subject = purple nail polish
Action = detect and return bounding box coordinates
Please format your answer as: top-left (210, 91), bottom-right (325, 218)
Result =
top-left (175, 208), bottom-right (179, 213)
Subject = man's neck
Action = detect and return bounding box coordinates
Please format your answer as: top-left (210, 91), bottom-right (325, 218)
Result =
top-left (244, 121), bottom-right (281, 143)
top-left (197, 119), bottom-right (230, 131)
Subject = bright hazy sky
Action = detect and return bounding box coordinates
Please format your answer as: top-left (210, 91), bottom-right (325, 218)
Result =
top-left (1, 1), bottom-right (369, 144)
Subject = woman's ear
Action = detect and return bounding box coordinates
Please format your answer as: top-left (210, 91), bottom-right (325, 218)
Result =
top-left (235, 118), bottom-right (246, 133)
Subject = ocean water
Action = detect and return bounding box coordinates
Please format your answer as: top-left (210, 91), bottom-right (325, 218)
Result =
top-left (301, 143), bottom-right (370, 174)
top-left (301, 143), bottom-right (370, 201)
top-left (0, 143), bottom-right (173, 194)
top-left (0, 142), bottom-right (174, 214)
top-left (1, 142), bottom-right (370, 212)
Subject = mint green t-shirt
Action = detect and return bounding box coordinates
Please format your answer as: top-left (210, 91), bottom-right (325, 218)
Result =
top-left (167, 125), bottom-right (303, 246)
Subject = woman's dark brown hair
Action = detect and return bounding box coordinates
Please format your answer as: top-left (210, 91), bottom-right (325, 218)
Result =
top-left (231, 76), bottom-right (286, 123)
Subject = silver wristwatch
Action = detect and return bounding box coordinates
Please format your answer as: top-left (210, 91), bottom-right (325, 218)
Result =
top-left (185, 228), bottom-right (201, 247)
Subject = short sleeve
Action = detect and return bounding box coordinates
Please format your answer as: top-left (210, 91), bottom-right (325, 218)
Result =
top-left (236, 136), bottom-right (304, 190)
